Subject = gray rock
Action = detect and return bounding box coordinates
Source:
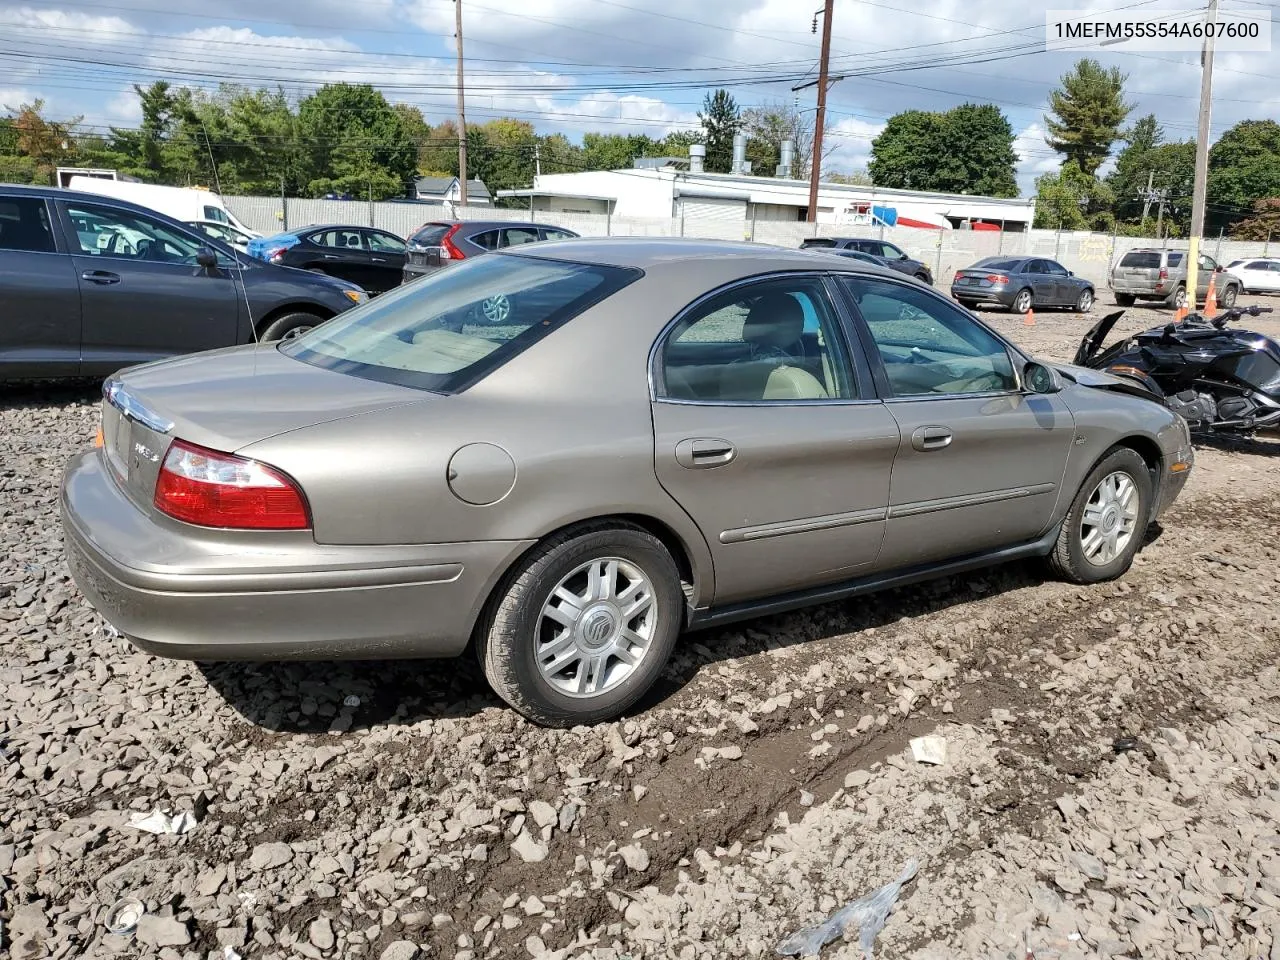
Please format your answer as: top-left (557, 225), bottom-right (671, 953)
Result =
top-left (250, 841), bottom-right (294, 870)
top-left (527, 800), bottom-right (557, 829)
top-left (379, 941), bottom-right (420, 960)
top-left (619, 844), bottom-right (650, 871)
top-left (310, 917), bottom-right (335, 951)
top-left (135, 915), bottom-right (192, 948)
top-left (511, 830), bottom-right (549, 863)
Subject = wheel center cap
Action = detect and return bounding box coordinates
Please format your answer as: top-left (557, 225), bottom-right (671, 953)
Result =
top-left (579, 605), bottom-right (618, 648)
top-left (1102, 507), bottom-right (1119, 532)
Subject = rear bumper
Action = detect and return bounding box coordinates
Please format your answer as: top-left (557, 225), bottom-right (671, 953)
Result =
top-left (402, 262), bottom-right (445, 283)
top-left (1109, 280), bottom-right (1168, 297)
top-left (60, 450), bottom-right (534, 661)
top-left (951, 283), bottom-right (1014, 305)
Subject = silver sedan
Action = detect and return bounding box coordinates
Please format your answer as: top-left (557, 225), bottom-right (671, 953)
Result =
top-left (61, 239), bottom-right (1193, 726)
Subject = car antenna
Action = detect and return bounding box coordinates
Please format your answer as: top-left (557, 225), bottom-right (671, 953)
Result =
top-left (201, 124), bottom-right (257, 343)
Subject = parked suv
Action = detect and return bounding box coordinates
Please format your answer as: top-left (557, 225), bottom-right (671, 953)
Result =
top-left (799, 237), bottom-right (933, 285)
top-left (1109, 247), bottom-right (1240, 310)
top-left (0, 184), bottom-right (366, 380)
top-left (403, 220), bottom-right (580, 284)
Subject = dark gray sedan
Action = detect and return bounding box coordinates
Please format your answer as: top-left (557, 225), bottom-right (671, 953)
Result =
top-left (952, 256), bottom-right (1095, 313)
top-left (800, 237), bottom-right (933, 285)
top-left (402, 220), bottom-right (579, 284)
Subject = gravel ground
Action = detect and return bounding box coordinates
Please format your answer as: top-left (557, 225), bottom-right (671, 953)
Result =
top-left (2, 294), bottom-right (1279, 960)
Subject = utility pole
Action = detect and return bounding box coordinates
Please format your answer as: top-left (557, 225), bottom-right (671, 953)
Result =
top-left (1140, 171), bottom-right (1154, 221)
top-left (1186, 0), bottom-right (1218, 308)
top-left (454, 0), bottom-right (469, 208)
top-left (534, 141), bottom-right (541, 179)
top-left (792, 0), bottom-right (835, 224)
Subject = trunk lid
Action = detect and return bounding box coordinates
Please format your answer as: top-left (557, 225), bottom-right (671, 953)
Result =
top-left (100, 343), bottom-right (427, 508)
top-left (953, 268), bottom-right (1005, 289)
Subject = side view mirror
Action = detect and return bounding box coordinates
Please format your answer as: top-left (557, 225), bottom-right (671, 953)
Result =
top-left (196, 248), bottom-right (218, 270)
top-left (1023, 360), bottom-right (1063, 394)
top-left (1067, 270), bottom-right (1074, 277)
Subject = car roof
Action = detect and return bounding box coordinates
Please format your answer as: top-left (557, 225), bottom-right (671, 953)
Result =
top-left (407, 220), bottom-right (575, 231)
top-left (501, 236), bottom-right (907, 277)
top-left (294, 224), bottom-right (395, 233)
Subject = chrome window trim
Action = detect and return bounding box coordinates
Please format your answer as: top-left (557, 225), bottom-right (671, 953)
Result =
top-left (646, 269), bottom-right (863, 406)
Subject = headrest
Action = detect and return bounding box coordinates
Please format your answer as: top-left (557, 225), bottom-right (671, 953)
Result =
top-left (742, 293), bottom-right (804, 349)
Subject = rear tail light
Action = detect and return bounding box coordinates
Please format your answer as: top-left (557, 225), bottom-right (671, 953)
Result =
top-left (953, 272), bottom-right (963, 282)
top-left (1158, 268), bottom-right (1168, 280)
top-left (986, 274), bottom-right (1009, 284)
top-left (263, 246), bottom-right (287, 263)
top-left (440, 223), bottom-right (466, 261)
top-left (154, 439), bottom-right (310, 530)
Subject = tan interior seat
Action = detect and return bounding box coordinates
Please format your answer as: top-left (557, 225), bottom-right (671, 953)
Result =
top-left (718, 293), bottom-right (829, 401)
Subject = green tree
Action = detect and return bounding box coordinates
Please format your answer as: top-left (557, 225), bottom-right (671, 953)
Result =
top-left (658, 129), bottom-right (701, 157)
top-left (828, 170), bottom-right (872, 186)
top-left (419, 120), bottom-right (460, 177)
top-left (1209, 120), bottom-right (1280, 231)
top-left (1032, 160), bottom-right (1116, 230)
top-left (536, 133), bottom-right (583, 175)
top-left (1107, 113), bottom-right (1164, 222)
top-left (868, 110), bottom-right (946, 190)
top-left (581, 133), bottom-right (658, 171)
top-left (698, 89), bottom-right (741, 173)
top-left (392, 103), bottom-right (432, 171)
top-left (1045, 58), bottom-right (1133, 175)
top-left (296, 83), bottom-right (417, 199)
top-left (869, 104), bottom-right (1016, 196)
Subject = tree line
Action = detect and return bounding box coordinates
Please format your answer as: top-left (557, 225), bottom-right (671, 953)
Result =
top-left (3, 67), bottom-right (1278, 236)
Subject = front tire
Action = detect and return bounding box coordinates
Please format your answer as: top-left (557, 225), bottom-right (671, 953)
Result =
top-left (1047, 447), bottom-right (1152, 584)
top-left (1218, 284), bottom-right (1238, 309)
top-left (258, 311), bottom-right (324, 341)
top-left (477, 523), bottom-right (683, 727)
top-left (1075, 288), bottom-right (1095, 312)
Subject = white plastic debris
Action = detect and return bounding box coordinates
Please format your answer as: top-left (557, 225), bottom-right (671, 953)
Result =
top-left (104, 897), bottom-right (146, 935)
top-left (343, 695), bottom-right (361, 708)
top-left (909, 735), bottom-right (947, 765)
top-left (776, 859), bottom-right (918, 958)
top-left (223, 947), bottom-right (243, 960)
top-left (128, 809), bottom-right (197, 835)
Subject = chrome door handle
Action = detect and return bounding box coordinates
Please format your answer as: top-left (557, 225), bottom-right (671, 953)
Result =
top-left (674, 438), bottom-right (736, 469)
top-left (911, 425), bottom-right (952, 452)
top-left (371, 257), bottom-right (387, 263)
top-left (80, 270), bottom-right (120, 284)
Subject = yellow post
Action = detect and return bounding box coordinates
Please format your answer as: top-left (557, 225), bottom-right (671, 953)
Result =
top-left (1186, 235), bottom-right (1199, 313)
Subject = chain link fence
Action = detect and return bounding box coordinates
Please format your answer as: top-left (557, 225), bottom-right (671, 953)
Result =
top-left (222, 194), bottom-right (1277, 291)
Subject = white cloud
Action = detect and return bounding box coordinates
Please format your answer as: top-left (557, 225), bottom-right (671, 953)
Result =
top-left (1013, 121), bottom-right (1061, 194)
top-left (825, 116), bottom-right (885, 174)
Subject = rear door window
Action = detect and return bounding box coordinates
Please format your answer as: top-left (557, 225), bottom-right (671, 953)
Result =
top-left (470, 230), bottom-right (500, 251)
top-left (0, 197), bottom-right (57, 253)
top-left (501, 227), bottom-right (541, 246)
top-left (311, 228), bottom-right (366, 251)
top-left (541, 228), bottom-right (576, 241)
top-left (1166, 253), bottom-right (1183, 267)
top-left (364, 230), bottom-right (406, 254)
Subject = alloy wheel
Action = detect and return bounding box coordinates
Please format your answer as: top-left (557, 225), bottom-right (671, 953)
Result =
top-left (1077, 289), bottom-right (1094, 312)
top-left (1079, 471), bottom-right (1139, 566)
top-left (535, 557), bottom-right (657, 698)
top-left (279, 325), bottom-right (313, 340)
top-left (481, 294), bottom-right (511, 323)
top-left (1013, 290), bottom-right (1032, 313)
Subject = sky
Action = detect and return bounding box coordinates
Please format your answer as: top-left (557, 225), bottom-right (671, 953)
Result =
top-left (1, 0), bottom-right (1276, 197)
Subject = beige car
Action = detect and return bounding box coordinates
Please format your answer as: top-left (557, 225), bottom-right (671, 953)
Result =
top-left (1110, 247), bottom-right (1241, 310)
top-left (61, 239), bottom-right (1194, 726)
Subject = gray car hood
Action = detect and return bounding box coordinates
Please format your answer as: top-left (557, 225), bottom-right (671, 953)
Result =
top-left (111, 343), bottom-right (426, 453)
top-left (1049, 361), bottom-right (1162, 401)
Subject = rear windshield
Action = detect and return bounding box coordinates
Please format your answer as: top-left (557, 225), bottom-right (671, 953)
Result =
top-left (800, 238), bottom-right (836, 248)
top-left (409, 223), bottom-right (451, 246)
top-left (1166, 253), bottom-right (1183, 266)
top-left (280, 254), bottom-right (641, 393)
top-left (975, 258), bottom-right (1021, 271)
top-left (1119, 251), bottom-right (1161, 269)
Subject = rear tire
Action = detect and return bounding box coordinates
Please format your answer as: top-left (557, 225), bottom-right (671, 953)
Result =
top-left (476, 523), bottom-right (683, 727)
top-left (1168, 286), bottom-right (1188, 311)
top-left (1047, 447), bottom-right (1152, 584)
top-left (1114, 293), bottom-right (1135, 307)
top-left (258, 311), bottom-right (324, 341)
top-left (1010, 289), bottom-right (1033, 314)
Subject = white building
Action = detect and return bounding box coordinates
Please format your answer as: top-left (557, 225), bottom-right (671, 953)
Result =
top-left (498, 148), bottom-right (1034, 232)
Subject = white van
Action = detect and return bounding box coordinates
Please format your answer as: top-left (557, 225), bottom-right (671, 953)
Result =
top-left (64, 176), bottom-right (260, 238)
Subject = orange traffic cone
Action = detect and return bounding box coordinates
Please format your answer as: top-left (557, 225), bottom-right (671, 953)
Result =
top-left (1174, 304), bottom-right (1187, 322)
top-left (1023, 306), bottom-right (1035, 327)
top-left (1204, 272), bottom-right (1218, 315)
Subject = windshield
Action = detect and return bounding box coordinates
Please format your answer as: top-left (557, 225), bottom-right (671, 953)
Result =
top-left (409, 223), bottom-right (452, 246)
top-left (280, 253), bottom-right (641, 392)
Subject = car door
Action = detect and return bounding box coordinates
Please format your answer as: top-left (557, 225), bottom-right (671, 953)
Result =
top-left (835, 274), bottom-right (1075, 570)
top-left (1262, 262), bottom-right (1280, 292)
top-left (1042, 258), bottom-right (1074, 304)
top-left (362, 229), bottom-right (407, 293)
top-left (0, 194), bottom-right (82, 378)
top-left (650, 273), bottom-right (900, 605)
top-left (501, 226), bottom-right (543, 248)
top-left (307, 228), bottom-right (373, 289)
top-left (57, 199), bottom-right (240, 376)
top-left (1198, 254), bottom-right (1219, 300)
top-left (1022, 259), bottom-right (1057, 303)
